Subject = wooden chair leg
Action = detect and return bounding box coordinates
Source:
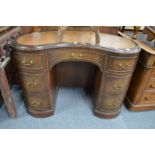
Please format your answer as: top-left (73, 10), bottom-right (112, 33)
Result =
top-left (0, 68), bottom-right (16, 118)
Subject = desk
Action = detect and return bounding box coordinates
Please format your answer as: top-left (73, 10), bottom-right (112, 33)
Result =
top-left (12, 30), bottom-right (140, 119)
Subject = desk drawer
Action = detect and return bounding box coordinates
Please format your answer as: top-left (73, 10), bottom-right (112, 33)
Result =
top-left (101, 75), bottom-right (131, 95)
top-left (19, 72), bottom-right (49, 93)
top-left (49, 50), bottom-right (104, 69)
top-left (140, 92), bottom-right (155, 104)
top-left (15, 53), bottom-right (46, 70)
top-left (107, 56), bottom-right (137, 72)
top-left (25, 93), bottom-right (53, 110)
top-left (97, 95), bottom-right (123, 111)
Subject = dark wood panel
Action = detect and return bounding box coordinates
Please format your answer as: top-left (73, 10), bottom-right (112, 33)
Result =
top-left (54, 61), bottom-right (98, 88)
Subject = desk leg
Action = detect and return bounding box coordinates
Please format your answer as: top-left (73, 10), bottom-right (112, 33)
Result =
top-left (0, 68), bottom-right (16, 118)
top-left (93, 71), bottom-right (122, 119)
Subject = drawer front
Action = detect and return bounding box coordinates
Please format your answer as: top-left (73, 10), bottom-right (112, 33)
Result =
top-left (150, 69), bottom-right (155, 79)
top-left (140, 92), bottom-right (155, 104)
top-left (107, 56), bottom-right (137, 72)
top-left (49, 50), bottom-right (105, 70)
top-left (19, 72), bottom-right (50, 93)
top-left (101, 75), bottom-right (131, 95)
top-left (97, 95), bottom-right (123, 111)
top-left (25, 93), bottom-right (53, 110)
top-left (145, 79), bottom-right (155, 90)
top-left (15, 53), bottom-right (46, 70)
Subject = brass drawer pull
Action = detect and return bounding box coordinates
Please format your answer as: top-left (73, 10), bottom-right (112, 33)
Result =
top-left (107, 103), bottom-right (118, 108)
top-left (22, 60), bottom-right (34, 66)
top-left (27, 82), bottom-right (37, 87)
top-left (71, 53), bottom-right (82, 58)
top-left (31, 101), bottom-right (40, 106)
top-left (107, 103), bottom-right (112, 108)
top-left (118, 63), bottom-right (130, 69)
top-left (113, 84), bottom-right (122, 90)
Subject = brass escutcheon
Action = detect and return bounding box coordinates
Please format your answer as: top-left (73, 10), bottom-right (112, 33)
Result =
top-left (113, 84), bottom-right (122, 90)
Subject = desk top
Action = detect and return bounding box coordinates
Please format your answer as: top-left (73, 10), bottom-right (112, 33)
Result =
top-left (14, 31), bottom-right (140, 54)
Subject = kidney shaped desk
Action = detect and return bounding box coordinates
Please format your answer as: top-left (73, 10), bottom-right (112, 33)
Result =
top-left (12, 31), bottom-right (140, 119)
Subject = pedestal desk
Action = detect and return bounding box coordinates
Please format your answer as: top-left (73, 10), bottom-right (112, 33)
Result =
top-left (12, 29), bottom-right (140, 118)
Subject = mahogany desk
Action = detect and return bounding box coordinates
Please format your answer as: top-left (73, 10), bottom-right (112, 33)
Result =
top-left (12, 30), bottom-right (140, 119)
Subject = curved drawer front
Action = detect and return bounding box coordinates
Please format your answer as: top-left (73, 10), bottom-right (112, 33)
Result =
top-left (19, 72), bottom-right (50, 93)
top-left (140, 92), bottom-right (155, 105)
top-left (49, 49), bottom-right (105, 71)
top-left (107, 55), bottom-right (137, 72)
top-left (101, 74), bottom-right (131, 95)
top-left (15, 53), bottom-right (46, 70)
top-left (25, 93), bottom-right (53, 110)
top-left (97, 95), bottom-right (124, 111)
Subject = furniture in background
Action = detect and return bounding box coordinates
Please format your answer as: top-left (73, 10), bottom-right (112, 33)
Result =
top-left (12, 26), bottom-right (140, 119)
top-left (119, 29), bottom-right (155, 111)
top-left (120, 26), bottom-right (143, 39)
top-left (0, 26), bottom-right (21, 118)
top-left (143, 26), bottom-right (155, 48)
top-left (32, 26), bottom-right (121, 35)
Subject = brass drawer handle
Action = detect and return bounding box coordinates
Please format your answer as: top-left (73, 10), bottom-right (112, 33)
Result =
top-left (118, 63), bottom-right (130, 69)
top-left (113, 84), bottom-right (122, 90)
top-left (31, 101), bottom-right (40, 106)
top-left (22, 60), bottom-right (34, 66)
top-left (107, 103), bottom-right (118, 108)
top-left (27, 82), bottom-right (37, 87)
top-left (107, 103), bottom-right (112, 108)
top-left (71, 53), bottom-right (82, 58)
